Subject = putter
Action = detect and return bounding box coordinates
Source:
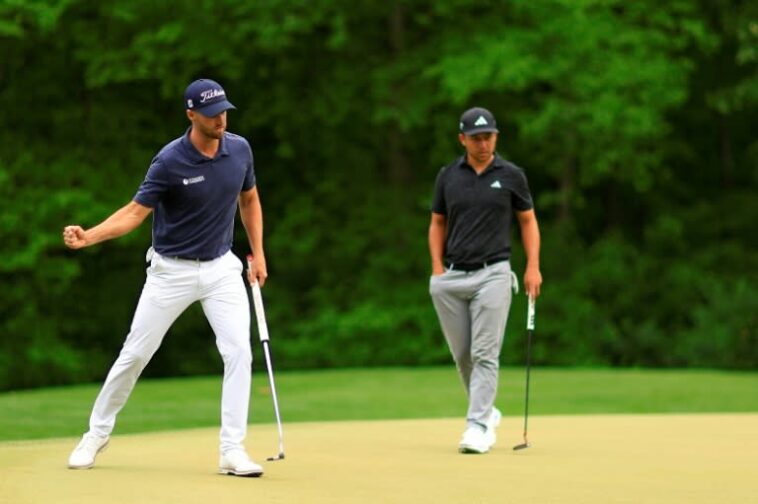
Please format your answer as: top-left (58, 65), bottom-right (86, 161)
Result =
top-left (513, 295), bottom-right (535, 451)
top-left (247, 256), bottom-right (285, 461)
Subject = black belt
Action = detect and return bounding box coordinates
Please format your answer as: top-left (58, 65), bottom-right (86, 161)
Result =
top-left (445, 258), bottom-right (507, 272)
top-left (172, 255), bottom-right (217, 262)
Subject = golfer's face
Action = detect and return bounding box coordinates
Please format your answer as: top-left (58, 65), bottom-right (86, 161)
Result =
top-left (460, 132), bottom-right (498, 163)
top-left (192, 110), bottom-right (227, 140)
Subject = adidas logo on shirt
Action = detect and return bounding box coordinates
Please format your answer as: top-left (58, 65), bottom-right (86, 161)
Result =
top-left (490, 180), bottom-right (502, 189)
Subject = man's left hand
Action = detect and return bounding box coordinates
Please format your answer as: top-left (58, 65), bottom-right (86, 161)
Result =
top-left (248, 253), bottom-right (268, 287)
top-left (524, 266), bottom-right (542, 299)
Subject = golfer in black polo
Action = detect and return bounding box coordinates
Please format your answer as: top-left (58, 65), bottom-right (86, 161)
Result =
top-left (429, 107), bottom-right (542, 454)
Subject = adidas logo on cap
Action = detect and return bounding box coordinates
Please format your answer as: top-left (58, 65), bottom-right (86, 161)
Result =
top-left (460, 107), bottom-right (498, 135)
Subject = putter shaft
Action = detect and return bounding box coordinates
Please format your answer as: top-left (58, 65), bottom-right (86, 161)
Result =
top-left (247, 256), bottom-right (286, 461)
top-left (513, 297), bottom-right (535, 451)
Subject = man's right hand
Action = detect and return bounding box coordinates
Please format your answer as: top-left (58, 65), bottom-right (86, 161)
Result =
top-left (63, 226), bottom-right (88, 249)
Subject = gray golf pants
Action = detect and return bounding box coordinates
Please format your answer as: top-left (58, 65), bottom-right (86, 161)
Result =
top-left (429, 261), bottom-right (515, 428)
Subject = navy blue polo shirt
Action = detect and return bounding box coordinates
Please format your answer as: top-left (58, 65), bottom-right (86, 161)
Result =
top-left (134, 128), bottom-right (255, 260)
top-left (431, 154), bottom-right (533, 265)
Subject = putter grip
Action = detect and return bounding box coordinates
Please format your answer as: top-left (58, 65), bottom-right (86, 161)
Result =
top-left (527, 296), bottom-right (536, 331)
top-left (247, 255), bottom-right (270, 342)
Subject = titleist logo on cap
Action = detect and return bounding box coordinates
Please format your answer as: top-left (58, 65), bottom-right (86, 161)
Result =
top-left (200, 89), bottom-right (226, 103)
top-left (184, 79), bottom-right (236, 115)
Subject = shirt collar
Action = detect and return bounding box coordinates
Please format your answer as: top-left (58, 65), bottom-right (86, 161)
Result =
top-left (456, 153), bottom-right (506, 173)
top-left (181, 127), bottom-right (230, 163)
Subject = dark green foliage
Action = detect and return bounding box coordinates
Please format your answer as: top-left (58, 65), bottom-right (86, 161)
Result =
top-left (0, 0), bottom-right (755, 389)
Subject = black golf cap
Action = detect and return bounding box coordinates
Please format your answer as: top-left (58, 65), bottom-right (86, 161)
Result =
top-left (184, 79), bottom-right (236, 117)
top-left (459, 107), bottom-right (499, 136)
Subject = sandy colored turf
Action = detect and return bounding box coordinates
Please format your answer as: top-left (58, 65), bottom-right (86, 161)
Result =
top-left (0, 414), bottom-right (755, 504)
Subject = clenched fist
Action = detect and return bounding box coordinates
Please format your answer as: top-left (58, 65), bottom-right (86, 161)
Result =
top-left (63, 226), bottom-right (88, 249)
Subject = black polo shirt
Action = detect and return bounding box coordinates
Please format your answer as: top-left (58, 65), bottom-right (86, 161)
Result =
top-left (133, 128), bottom-right (255, 260)
top-left (431, 154), bottom-right (533, 265)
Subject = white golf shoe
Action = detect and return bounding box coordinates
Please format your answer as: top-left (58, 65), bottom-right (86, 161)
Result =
top-left (68, 433), bottom-right (109, 469)
top-left (459, 425), bottom-right (490, 453)
top-left (459, 407), bottom-right (502, 454)
top-left (218, 449), bottom-right (264, 477)
top-left (485, 407), bottom-right (502, 447)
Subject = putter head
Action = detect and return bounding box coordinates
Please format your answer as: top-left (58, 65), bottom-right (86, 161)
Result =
top-left (512, 442), bottom-right (531, 451)
top-left (266, 452), bottom-right (285, 461)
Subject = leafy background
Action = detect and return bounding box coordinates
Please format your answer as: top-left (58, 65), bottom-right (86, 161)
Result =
top-left (1, 0), bottom-right (756, 389)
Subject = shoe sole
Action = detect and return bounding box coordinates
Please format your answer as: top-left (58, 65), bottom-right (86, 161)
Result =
top-left (458, 444), bottom-right (489, 454)
top-left (218, 468), bottom-right (264, 477)
top-left (67, 439), bottom-right (109, 469)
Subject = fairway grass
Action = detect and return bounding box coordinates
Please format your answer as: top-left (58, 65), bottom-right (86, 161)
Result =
top-left (1, 367), bottom-right (756, 441)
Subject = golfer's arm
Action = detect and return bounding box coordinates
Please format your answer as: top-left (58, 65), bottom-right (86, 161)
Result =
top-left (239, 186), bottom-right (264, 257)
top-left (516, 209), bottom-right (541, 272)
top-left (429, 212), bottom-right (447, 274)
top-left (83, 201), bottom-right (152, 246)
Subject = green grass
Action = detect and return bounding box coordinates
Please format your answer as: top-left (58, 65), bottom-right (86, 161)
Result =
top-left (1, 367), bottom-right (756, 441)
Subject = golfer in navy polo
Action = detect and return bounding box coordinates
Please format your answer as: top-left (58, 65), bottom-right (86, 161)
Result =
top-left (429, 107), bottom-right (542, 454)
top-left (63, 79), bottom-right (266, 476)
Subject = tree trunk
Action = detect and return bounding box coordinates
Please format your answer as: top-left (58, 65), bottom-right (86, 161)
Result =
top-left (385, 3), bottom-right (412, 186)
top-left (719, 113), bottom-right (734, 188)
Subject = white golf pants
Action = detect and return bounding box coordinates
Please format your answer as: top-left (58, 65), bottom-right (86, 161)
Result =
top-left (87, 250), bottom-right (252, 454)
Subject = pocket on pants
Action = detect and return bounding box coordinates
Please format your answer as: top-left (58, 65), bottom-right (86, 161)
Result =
top-left (479, 272), bottom-right (513, 309)
top-left (226, 252), bottom-right (243, 273)
top-left (429, 272), bottom-right (447, 296)
top-left (147, 253), bottom-right (164, 276)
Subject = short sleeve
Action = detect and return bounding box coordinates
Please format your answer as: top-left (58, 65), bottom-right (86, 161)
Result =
top-left (511, 166), bottom-right (534, 211)
top-left (133, 156), bottom-right (169, 208)
top-left (241, 140), bottom-right (256, 191)
top-left (431, 167), bottom-right (447, 215)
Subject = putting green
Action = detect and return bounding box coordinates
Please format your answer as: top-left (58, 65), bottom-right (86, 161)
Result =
top-left (1, 414), bottom-right (754, 503)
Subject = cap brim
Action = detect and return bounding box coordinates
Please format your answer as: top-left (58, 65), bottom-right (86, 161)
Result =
top-left (462, 127), bottom-right (499, 136)
top-left (195, 100), bottom-right (236, 117)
